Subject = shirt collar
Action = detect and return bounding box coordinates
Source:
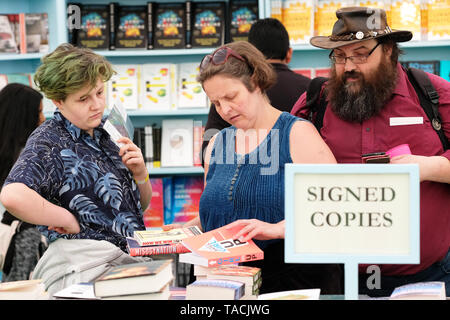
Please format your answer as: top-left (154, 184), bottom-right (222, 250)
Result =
top-left (54, 111), bottom-right (108, 142)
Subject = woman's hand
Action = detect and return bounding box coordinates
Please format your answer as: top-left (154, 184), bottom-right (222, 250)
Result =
top-left (225, 219), bottom-right (285, 242)
top-left (161, 224), bottom-right (184, 231)
top-left (117, 137), bottom-right (147, 180)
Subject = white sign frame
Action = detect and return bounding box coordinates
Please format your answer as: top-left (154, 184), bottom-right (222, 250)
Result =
top-left (284, 164), bottom-right (420, 300)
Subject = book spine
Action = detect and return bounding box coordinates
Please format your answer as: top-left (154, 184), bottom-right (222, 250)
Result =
top-left (152, 125), bottom-right (161, 168)
top-left (18, 13), bottom-right (26, 54)
top-left (193, 120), bottom-right (202, 167)
top-left (109, 2), bottom-right (117, 50)
top-left (185, 0), bottom-right (192, 48)
top-left (129, 243), bottom-right (190, 256)
top-left (144, 125), bottom-right (154, 169)
top-left (139, 238), bottom-right (183, 246)
top-left (147, 2), bottom-right (154, 49)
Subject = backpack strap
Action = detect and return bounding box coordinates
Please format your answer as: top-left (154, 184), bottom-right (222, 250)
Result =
top-left (306, 77), bottom-right (329, 132)
top-left (406, 67), bottom-right (449, 150)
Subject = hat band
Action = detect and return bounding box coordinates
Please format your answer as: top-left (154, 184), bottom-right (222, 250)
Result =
top-left (330, 26), bottom-right (392, 41)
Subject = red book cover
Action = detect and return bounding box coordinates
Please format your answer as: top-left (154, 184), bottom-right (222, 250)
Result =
top-left (179, 225), bottom-right (264, 267)
top-left (126, 237), bottom-right (190, 256)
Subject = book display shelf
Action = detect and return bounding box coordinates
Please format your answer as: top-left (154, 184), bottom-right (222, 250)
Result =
top-left (262, 0), bottom-right (450, 70)
top-left (0, 0), bottom-right (267, 177)
top-left (3, 0), bottom-right (448, 176)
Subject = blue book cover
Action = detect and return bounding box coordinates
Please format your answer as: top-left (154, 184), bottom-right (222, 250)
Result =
top-left (164, 176), bottom-right (203, 224)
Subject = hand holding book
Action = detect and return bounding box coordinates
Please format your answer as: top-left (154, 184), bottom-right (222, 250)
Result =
top-left (225, 219), bottom-right (285, 242)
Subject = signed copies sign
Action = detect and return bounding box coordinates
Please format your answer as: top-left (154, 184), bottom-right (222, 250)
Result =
top-left (284, 164), bottom-right (420, 300)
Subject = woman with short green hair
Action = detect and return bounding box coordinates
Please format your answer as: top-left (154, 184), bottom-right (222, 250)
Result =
top-left (0, 43), bottom-right (152, 296)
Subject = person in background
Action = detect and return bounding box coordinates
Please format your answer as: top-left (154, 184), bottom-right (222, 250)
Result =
top-left (201, 18), bottom-right (311, 163)
top-left (291, 7), bottom-right (450, 297)
top-left (0, 44), bottom-right (151, 294)
top-left (173, 41), bottom-right (342, 294)
top-left (0, 83), bottom-right (47, 282)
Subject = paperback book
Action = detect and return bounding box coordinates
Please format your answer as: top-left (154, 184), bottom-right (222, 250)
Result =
top-left (168, 176), bottom-right (203, 224)
top-left (0, 15), bottom-right (18, 53)
top-left (228, 0), bottom-right (259, 43)
top-left (116, 5), bottom-right (147, 49)
top-left (389, 281), bottom-right (446, 300)
top-left (140, 63), bottom-right (177, 110)
top-left (107, 64), bottom-right (139, 110)
top-left (177, 62), bottom-right (208, 108)
top-left (20, 13), bottom-right (49, 54)
top-left (179, 224), bottom-right (264, 267)
top-left (77, 4), bottom-right (109, 50)
top-left (153, 2), bottom-right (186, 49)
top-left (161, 118), bottom-right (194, 167)
top-left (103, 99), bottom-right (134, 148)
top-left (93, 259), bottom-right (173, 298)
top-left (126, 237), bottom-right (190, 256)
top-left (191, 1), bottom-right (226, 48)
top-left (282, 0), bottom-right (315, 45)
top-left (186, 279), bottom-right (245, 300)
top-left (133, 225), bottom-right (202, 246)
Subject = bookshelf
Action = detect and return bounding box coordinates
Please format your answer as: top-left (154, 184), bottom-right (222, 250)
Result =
top-left (2, 0), bottom-right (449, 172)
top-left (263, 0), bottom-right (450, 70)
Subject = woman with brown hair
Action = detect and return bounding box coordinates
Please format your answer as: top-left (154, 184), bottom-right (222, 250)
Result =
top-left (174, 41), bottom-right (343, 294)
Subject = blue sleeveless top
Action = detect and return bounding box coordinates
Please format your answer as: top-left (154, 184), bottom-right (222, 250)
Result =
top-left (199, 112), bottom-right (306, 249)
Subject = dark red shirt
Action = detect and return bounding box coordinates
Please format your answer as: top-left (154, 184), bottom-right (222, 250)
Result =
top-left (291, 63), bottom-right (450, 276)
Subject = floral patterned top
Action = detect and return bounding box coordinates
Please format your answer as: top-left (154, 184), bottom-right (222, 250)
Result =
top-left (4, 111), bottom-right (145, 252)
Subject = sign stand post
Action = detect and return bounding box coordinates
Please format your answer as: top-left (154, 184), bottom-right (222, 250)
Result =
top-left (345, 262), bottom-right (359, 300)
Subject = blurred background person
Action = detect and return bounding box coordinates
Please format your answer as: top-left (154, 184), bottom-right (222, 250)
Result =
top-left (0, 83), bottom-right (47, 282)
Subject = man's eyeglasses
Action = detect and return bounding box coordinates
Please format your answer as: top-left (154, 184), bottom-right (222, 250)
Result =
top-left (329, 42), bottom-right (381, 65)
top-left (200, 47), bottom-right (245, 72)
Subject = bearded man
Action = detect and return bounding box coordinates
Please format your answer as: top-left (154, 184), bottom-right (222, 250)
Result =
top-left (291, 7), bottom-right (450, 297)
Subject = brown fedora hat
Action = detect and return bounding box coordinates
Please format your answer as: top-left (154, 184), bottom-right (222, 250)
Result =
top-left (310, 7), bottom-right (413, 49)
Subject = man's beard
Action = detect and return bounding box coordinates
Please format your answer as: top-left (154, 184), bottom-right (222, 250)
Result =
top-left (326, 57), bottom-right (398, 122)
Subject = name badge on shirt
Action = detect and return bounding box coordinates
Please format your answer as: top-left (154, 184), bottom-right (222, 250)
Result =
top-left (389, 117), bottom-right (423, 126)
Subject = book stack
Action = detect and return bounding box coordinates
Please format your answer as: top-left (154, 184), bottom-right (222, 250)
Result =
top-left (126, 226), bottom-right (202, 257)
top-left (93, 259), bottom-right (174, 300)
top-left (194, 264), bottom-right (262, 298)
top-left (179, 224), bottom-right (264, 267)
